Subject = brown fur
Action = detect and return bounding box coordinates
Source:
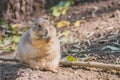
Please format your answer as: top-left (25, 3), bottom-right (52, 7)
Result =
top-left (16, 18), bottom-right (61, 72)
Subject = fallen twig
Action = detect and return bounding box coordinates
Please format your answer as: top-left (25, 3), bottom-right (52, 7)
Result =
top-left (0, 56), bottom-right (120, 71)
top-left (60, 61), bottom-right (120, 70)
top-left (0, 56), bottom-right (19, 61)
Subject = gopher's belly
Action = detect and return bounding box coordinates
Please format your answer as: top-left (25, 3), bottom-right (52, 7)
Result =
top-left (17, 43), bottom-right (51, 62)
top-left (17, 37), bottom-right (60, 62)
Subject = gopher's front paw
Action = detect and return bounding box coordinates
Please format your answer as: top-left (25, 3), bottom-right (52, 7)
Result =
top-left (30, 65), bottom-right (40, 70)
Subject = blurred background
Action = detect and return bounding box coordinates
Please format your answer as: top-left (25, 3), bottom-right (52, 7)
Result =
top-left (0, 0), bottom-right (120, 79)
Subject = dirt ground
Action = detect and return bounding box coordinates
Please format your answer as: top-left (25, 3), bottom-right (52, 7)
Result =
top-left (0, 62), bottom-right (120, 80)
top-left (0, 0), bottom-right (120, 80)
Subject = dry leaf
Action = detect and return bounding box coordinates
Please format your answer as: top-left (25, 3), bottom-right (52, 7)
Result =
top-left (79, 20), bottom-right (86, 23)
top-left (74, 20), bottom-right (86, 27)
top-left (11, 24), bottom-right (21, 28)
top-left (62, 31), bottom-right (70, 37)
top-left (57, 21), bottom-right (70, 28)
top-left (66, 55), bottom-right (77, 61)
top-left (74, 20), bottom-right (80, 27)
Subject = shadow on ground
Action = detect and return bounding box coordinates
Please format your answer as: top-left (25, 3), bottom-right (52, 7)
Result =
top-left (0, 63), bottom-right (23, 80)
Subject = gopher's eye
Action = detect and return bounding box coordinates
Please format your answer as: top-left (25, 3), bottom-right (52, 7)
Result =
top-left (38, 25), bottom-right (41, 28)
top-left (38, 25), bottom-right (42, 30)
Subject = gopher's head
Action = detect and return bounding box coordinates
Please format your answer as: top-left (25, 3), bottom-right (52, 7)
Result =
top-left (30, 18), bottom-right (56, 42)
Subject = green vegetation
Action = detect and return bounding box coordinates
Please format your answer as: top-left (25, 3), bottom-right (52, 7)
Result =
top-left (50, 0), bottom-right (75, 17)
top-left (0, 19), bottom-right (23, 53)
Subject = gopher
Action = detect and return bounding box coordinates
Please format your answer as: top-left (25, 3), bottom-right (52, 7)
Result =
top-left (16, 18), bottom-right (61, 72)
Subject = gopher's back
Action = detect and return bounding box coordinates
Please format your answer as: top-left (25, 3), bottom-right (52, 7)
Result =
top-left (16, 30), bottom-right (37, 61)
